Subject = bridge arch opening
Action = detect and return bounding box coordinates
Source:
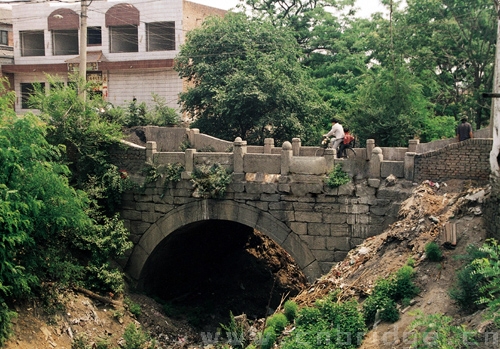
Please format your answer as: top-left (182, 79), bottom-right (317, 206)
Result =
top-left (140, 219), bottom-right (308, 330)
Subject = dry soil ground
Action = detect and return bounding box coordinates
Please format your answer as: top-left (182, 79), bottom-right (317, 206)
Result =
top-left (4, 179), bottom-right (496, 349)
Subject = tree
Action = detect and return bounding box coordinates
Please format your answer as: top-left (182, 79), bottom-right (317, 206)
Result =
top-left (0, 80), bottom-right (133, 345)
top-left (174, 12), bottom-right (329, 145)
top-left (348, 67), bottom-right (431, 147)
top-left (28, 77), bottom-right (134, 214)
top-left (374, 0), bottom-right (497, 129)
top-left (244, 0), bottom-right (355, 47)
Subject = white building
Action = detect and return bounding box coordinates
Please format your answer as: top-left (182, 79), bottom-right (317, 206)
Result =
top-left (1, 0), bottom-right (225, 112)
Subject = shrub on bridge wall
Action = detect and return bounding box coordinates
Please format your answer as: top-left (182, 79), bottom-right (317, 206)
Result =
top-left (191, 163), bottom-right (232, 199)
top-left (326, 164), bottom-right (351, 188)
top-left (142, 160), bottom-right (184, 186)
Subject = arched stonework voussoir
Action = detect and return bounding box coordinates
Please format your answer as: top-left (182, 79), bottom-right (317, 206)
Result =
top-left (125, 199), bottom-right (320, 283)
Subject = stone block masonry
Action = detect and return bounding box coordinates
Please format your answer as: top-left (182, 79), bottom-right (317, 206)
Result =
top-left (414, 139), bottom-right (491, 183)
top-left (114, 127), bottom-right (492, 284)
top-left (120, 172), bottom-right (414, 282)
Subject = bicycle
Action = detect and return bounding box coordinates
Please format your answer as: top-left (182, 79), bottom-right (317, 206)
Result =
top-left (320, 136), bottom-right (356, 158)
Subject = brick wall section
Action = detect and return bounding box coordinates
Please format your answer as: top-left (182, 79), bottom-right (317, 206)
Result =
top-left (414, 139), bottom-right (491, 182)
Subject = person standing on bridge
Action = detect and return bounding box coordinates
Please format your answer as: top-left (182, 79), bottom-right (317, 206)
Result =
top-left (456, 117), bottom-right (473, 142)
top-left (323, 117), bottom-right (344, 157)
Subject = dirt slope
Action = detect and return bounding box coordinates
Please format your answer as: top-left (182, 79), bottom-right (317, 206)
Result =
top-left (4, 179), bottom-right (494, 349)
top-left (294, 179), bottom-right (492, 348)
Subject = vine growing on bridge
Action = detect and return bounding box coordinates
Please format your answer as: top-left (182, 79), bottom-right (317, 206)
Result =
top-left (191, 163), bottom-right (232, 199)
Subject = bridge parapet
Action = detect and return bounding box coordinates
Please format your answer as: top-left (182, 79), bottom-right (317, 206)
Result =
top-left (116, 127), bottom-right (493, 189)
top-left (117, 127), bottom-right (492, 285)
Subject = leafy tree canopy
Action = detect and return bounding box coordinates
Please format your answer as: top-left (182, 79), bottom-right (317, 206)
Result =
top-left (175, 12), bottom-right (330, 146)
top-left (348, 67), bottom-right (432, 147)
top-left (0, 80), bottom-right (133, 344)
top-left (369, 0), bottom-right (496, 129)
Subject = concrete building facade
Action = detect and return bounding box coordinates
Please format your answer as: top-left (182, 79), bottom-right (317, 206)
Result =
top-left (1, 0), bottom-right (225, 112)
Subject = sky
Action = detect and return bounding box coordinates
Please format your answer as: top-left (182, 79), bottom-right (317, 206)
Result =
top-left (190, 0), bottom-right (388, 18)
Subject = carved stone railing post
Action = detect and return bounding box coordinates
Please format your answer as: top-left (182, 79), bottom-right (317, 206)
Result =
top-left (324, 148), bottom-right (335, 170)
top-left (233, 137), bottom-right (247, 181)
top-left (292, 138), bottom-right (301, 156)
top-left (146, 141), bottom-right (156, 162)
top-left (408, 139), bottom-right (419, 153)
top-left (187, 128), bottom-right (200, 149)
top-left (281, 141), bottom-right (293, 175)
top-left (404, 152), bottom-right (416, 181)
top-left (182, 148), bottom-right (196, 180)
top-left (264, 138), bottom-right (274, 154)
top-left (366, 139), bottom-right (375, 160)
top-left (368, 147), bottom-right (383, 187)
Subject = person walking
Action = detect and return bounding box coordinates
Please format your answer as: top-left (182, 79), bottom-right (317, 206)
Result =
top-left (456, 117), bottom-right (473, 142)
top-left (323, 118), bottom-right (344, 157)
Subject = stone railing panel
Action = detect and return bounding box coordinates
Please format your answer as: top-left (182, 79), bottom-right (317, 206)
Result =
top-left (193, 152), bottom-right (234, 170)
top-left (154, 152), bottom-right (185, 166)
top-left (192, 131), bottom-right (233, 152)
top-left (144, 127), bottom-right (188, 152)
top-left (244, 153), bottom-right (281, 174)
top-left (381, 160), bottom-right (404, 178)
top-left (380, 147), bottom-right (408, 161)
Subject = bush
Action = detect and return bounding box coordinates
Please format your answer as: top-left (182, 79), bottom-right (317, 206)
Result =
top-left (266, 313), bottom-right (288, 334)
top-left (125, 297), bottom-right (142, 318)
top-left (326, 164), bottom-right (351, 188)
top-left (259, 327), bottom-right (277, 349)
top-left (123, 323), bottom-right (153, 349)
top-left (407, 310), bottom-right (477, 348)
top-left (363, 265), bottom-right (419, 325)
top-left (283, 300), bottom-right (299, 322)
top-left (425, 241), bottom-right (443, 262)
top-left (449, 244), bottom-right (489, 311)
top-left (0, 300), bottom-right (16, 347)
top-left (191, 163), bottom-right (232, 199)
top-left (469, 239), bottom-right (500, 326)
top-left (220, 311), bottom-right (245, 348)
top-left (281, 293), bottom-right (366, 349)
top-left (146, 93), bottom-right (180, 126)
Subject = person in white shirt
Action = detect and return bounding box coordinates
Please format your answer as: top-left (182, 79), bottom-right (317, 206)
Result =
top-left (323, 118), bottom-right (345, 157)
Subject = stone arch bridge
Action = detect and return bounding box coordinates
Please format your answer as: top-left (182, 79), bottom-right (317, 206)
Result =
top-left (114, 127), bottom-right (492, 286)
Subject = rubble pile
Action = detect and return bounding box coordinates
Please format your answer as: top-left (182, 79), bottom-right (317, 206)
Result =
top-left (294, 180), bottom-right (490, 307)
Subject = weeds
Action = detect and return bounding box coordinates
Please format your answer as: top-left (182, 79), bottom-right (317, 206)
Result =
top-left (123, 323), bottom-right (154, 349)
top-left (191, 163), bottom-right (232, 199)
top-left (326, 164), bottom-right (351, 188)
top-left (124, 297), bottom-right (141, 318)
top-left (283, 300), bottom-right (298, 322)
top-left (280, 292), bottom-right (366, 349)
top-left (425, 241), bottom-right (443, 262)
top-left (363, 264), bottom-right (419, 325)
top-left (220, 311), bottom-right (245, 348)
top-left (407, 310), bottom-right (477, 348)
top-left (449, 244), bottom-right (488, 311)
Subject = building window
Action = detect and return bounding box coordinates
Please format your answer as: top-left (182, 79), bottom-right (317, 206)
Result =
top-left (109, 25), bottom-right (138, 53)
top-left (0, 30), bottom-right (8, 45)
top-left (147, 22), bottom-right (175, 51)
top-left (52, 30), bottom-right (78, 55)
top-left (21, 82), bottom-right (45, 109)
top-left (20, 31), bottom-right (45, 57)
top-left (88, 26), bottom-right (102, 46)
